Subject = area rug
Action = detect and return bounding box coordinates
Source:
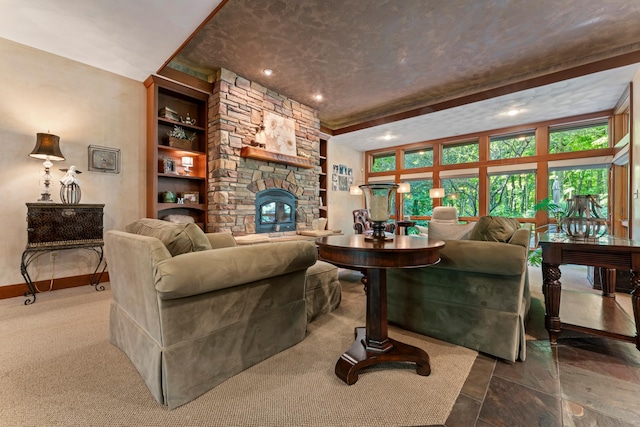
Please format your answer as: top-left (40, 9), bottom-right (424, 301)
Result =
top-left (0, 273), bottom-right (477, 427)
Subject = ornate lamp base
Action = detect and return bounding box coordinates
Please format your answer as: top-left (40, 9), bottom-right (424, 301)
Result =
top-left (364, 221), bottom-right (393, 241)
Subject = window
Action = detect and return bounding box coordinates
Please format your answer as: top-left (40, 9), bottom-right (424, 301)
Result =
top-left (549, 167), bottom-right (609, 217)
top-left (489, 172), bottom-right (536, 217)
top-left (371, 152), bottom-right (395, 172)
top-left (549, 121), bottom-right (608, 154)
top-left (402, 180), bottom-right (434, 217)
top-left (490, 131), bottom-right (536, 160)
top-left (442, 141), bottom-right (479, 165)
top-left (404, 148), bottom-right (433, 169)
top-left (442, 177), bottom-right (479, 217)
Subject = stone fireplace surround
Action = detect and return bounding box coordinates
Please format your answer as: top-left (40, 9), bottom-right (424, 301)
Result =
top-left (207, 68), bottom-right (321, 236)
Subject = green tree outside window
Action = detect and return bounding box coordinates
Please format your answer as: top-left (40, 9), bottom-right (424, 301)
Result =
top-left (442, 141), bottom-right (479, 165)
top-left (404, 148), bottom-right (433, 169)
top-left (442, 177), bottom-right (479, 217)
top-left (549, 123), bottom-right (608, 154)
top-left (490, 133), bottom-right (536, 160)
top-left (371, 153), bottom-right (395, 172)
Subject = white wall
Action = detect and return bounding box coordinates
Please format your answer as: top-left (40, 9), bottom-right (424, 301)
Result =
top-left (327, 141), bottom-right (365, 234)
top-left (0, 38), bottom-right (146, 287)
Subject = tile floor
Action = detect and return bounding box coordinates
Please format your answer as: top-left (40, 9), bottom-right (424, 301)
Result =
top-left (339, 266), bottom-right (640, 426)
top-left (443, 265), bottom-right (640, 427)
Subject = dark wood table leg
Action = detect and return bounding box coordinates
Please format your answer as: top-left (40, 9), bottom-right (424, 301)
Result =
top-left (631, 270), bottom-right (640, 351)
top-left (542, 262), bottom-right (562, 344)
top-left (600, 267), bottom-right (617, 298)
top-left (335, 267), bottom-right (431, 385)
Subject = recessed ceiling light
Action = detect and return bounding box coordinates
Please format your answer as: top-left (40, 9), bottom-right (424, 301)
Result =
top-left (506, 109), bottom-right (520, 116)
top-left (263, 69), bottom-right (273, 76)
top-left (314, 94), bottom-right (323, 101)
top-left (377, 134), bottom-right (397, 141)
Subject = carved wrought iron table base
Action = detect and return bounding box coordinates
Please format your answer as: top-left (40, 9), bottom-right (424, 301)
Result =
top-left (20, 242), bottom-right (107, 305)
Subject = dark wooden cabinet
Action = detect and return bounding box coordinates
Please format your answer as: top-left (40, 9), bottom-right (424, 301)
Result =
top-left (145, 75), bottom-right (209, 229)
top-left (22, 203), bottom-right (106, 304)
top-left (26, 203), bottom-right (104, 247)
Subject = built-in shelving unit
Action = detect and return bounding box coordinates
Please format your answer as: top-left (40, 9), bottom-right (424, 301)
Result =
top-left (319, 137), bottom-right (328, 224)
top-left (145, 75), bottom-right (209, 229)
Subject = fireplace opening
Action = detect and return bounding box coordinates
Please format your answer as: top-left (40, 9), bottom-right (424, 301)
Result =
top-left (255, 189), bottom-right (296, 233)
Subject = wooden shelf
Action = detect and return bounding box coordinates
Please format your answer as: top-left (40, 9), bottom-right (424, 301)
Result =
top-left (158, 203), bottom-right (205, 211)
top-left (241, 146), bottom-right (315, 169)
top-left (158, 173), bottom-right (205, 181)
top-left (158, 145), bottom-right (205, 156)
top-left (159, 117), bottom-right (206, 132)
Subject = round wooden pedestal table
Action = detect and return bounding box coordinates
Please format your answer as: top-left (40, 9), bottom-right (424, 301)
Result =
top-left (316, 234), bottom-right (444, 385)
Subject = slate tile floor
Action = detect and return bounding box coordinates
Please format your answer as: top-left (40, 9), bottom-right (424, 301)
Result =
top-left (443, 265), bottom-right (640, 427)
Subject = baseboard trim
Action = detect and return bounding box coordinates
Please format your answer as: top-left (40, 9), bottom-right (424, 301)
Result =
top-left (0, 273), bottom-right (110, 300)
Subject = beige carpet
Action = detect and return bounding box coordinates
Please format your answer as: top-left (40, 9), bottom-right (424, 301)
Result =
top-left (0, 271), bottom-right (477, 427)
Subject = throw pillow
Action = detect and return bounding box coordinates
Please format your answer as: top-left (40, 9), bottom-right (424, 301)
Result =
top-left (427, 221), bottom-right (476, 241)
top-left (125, 218), bottom-right (211, 256)
top-left (468, 216), bottom-right (521, 242)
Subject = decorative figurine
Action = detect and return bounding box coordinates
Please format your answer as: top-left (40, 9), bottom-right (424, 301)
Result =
top-left (59, 165), bottom-right (82, 204)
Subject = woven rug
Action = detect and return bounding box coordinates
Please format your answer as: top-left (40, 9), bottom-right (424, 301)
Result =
top-left (0, 273), bottom-right (477, 426)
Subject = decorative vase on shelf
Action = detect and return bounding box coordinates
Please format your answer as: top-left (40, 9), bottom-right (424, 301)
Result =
top-left (559, 194), bottom-right (608, 239)
top-left (360, 183), bottom-right (398, 242)
top-left (162, 191), bottom-right (177, 203)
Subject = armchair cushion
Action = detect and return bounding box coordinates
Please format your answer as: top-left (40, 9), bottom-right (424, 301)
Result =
top-left (427, 221), bottom-right (475, 241)
top-left (468, 215), bottom-right (521, 242)
top-left (154, 241), bottom-right (317, 300)
top-left (125, 218), bottom-right (211, 256)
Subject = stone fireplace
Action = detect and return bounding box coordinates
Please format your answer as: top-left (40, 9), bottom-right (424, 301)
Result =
top-left (206, 68), bottom-right (321, 236)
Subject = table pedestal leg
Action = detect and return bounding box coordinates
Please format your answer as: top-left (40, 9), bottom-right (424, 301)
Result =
top-left (335, 268), bottom-right (431, 385)
top-left (543, 263), bottom-right (562, 344)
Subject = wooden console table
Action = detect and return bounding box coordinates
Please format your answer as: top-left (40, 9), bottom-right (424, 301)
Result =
top-left (316, 234), bottom-right (444, 384)
top-left (21, 203), bottom-right (107, 305)
top-left (538, 232), bottom-right (640, 351)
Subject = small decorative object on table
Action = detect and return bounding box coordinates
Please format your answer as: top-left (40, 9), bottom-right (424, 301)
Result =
top-left (560, 194), bottom-right (608, 239)
top-left (181, 156), bottom-right (193, 175)
top-left (167, 125), bottom-right (196, 150)
top-left (162, 191), bottom-right (177, 203)
top-left (59, 165), bottom-right (82, 204)
top-left (160, 158), bottom-right (177, 174)
top-left (360, 183), bottom-right (398, 241)
top-left (181, 191), bottom-right (199, 204)
top-left (159, 106), bottom-right (180, 121)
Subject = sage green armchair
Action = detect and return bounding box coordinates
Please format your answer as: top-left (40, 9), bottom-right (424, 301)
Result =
top-left (387, 217), bottom-right (531, 362)
top-left (105, 219), bottom-right (317, 409)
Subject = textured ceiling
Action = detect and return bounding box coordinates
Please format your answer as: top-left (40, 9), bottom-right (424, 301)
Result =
top-left (170, 0), bottom-right (640, 137)
top-left (2, 0), bottom-right (640, 151)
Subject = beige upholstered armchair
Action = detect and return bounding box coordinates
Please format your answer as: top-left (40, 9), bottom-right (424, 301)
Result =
top-left (387, 216), bottom-right (531, 362)
top-left (352, 209), bottom-right (396, 235)
top-left (415, 206), bottom-right (461, 236)
top-left (105, 218), bottom-right (317, 409)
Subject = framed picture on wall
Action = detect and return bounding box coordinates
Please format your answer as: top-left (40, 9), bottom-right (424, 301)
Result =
top-left (88, 145), bottom-right (121, 174)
